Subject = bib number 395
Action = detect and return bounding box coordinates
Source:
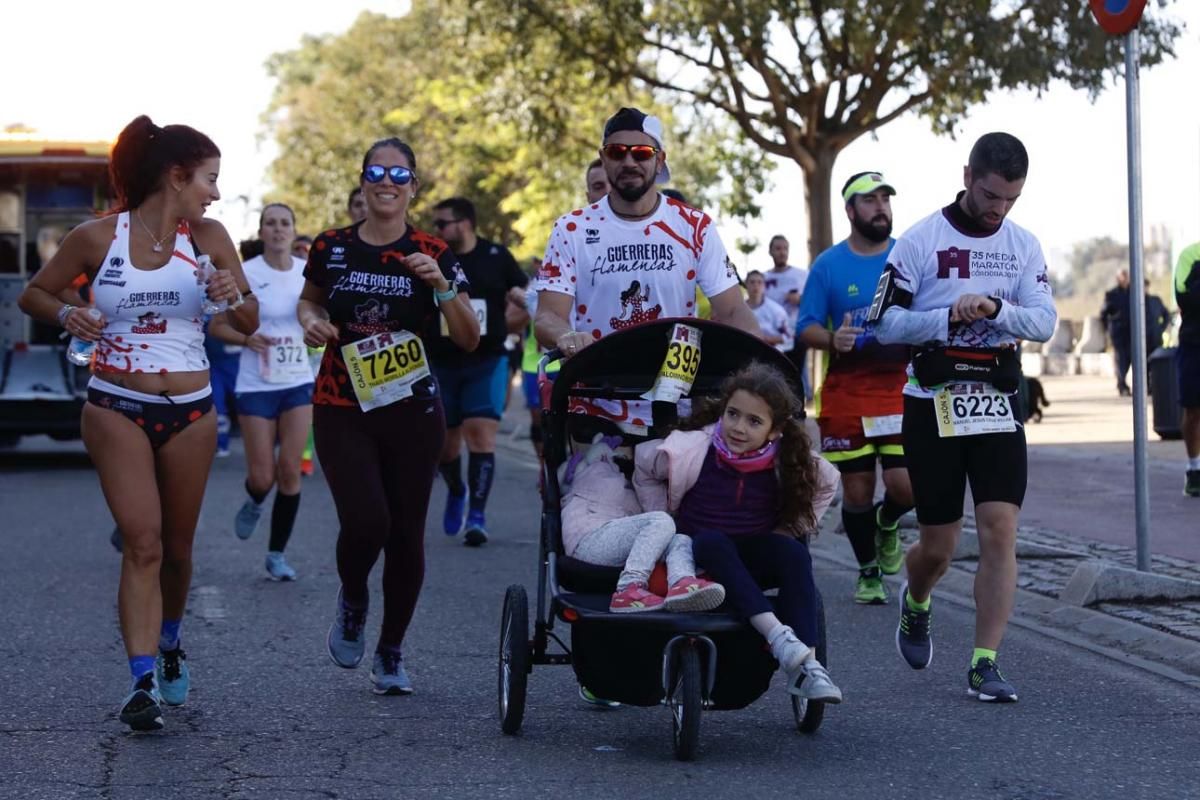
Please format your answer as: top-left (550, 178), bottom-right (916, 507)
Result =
top-left (341, 331), bottom-right (430, 411)
top-left (933, 385), bottom-right (1016, 437)
top-left (643, 323), bottom-right (702, 404)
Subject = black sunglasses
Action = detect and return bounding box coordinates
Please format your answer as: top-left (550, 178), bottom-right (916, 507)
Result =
top-left (433, 218), bottom-right (465, 230)
top-left (362, 164), bottom-right (416, 184)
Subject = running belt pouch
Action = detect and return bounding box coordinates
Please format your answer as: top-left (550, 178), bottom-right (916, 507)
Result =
top-left (911, 347), bottom-right (1020, 393)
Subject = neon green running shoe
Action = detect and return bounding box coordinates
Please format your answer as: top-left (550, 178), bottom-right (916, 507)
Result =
top-left (875, 504), bottom-right (904, 575)
top-left (854, 567), bottom-right (889, 605)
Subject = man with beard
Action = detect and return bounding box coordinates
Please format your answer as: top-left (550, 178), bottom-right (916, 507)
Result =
top-left (534, 106), bottom-right (759, 432)
top-left (874, 133), bottom-right (1056, 703)
top-left (797, 172), bottom-right (914, 606)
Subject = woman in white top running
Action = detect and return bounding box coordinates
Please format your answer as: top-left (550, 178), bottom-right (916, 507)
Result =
top-left (18, 115), bottom-right (258, 731)
top-left (209, 203), bottom-right (312, 581)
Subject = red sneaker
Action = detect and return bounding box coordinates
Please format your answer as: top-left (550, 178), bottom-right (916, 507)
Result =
top-left (609, 583), bottom-right (665, 613)
top-left (662, 577), bottom-right (726, 612)
top-left (300, 458), bottom-right (314, 477)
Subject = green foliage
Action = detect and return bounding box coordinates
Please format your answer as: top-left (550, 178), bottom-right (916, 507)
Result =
top-left (262, 2), bottom-right (769, 258)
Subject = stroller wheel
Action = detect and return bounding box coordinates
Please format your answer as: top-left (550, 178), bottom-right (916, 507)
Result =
top-left (498, 584), bottom-right (530, 735)
top-left (668, 641), bottom-right (703, 761)
top-left (793, 591), bottom-right (828, 734)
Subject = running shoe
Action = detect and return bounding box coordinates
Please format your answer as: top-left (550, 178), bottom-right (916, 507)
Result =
top-left (300, 457), bottom-right (314, 477)
top-left (1184, 470), bottom-right (1200, 498)
top-left (463, 510), bottom-right (489, 547)
top-left (110, 525), bottom-right (122, 553)
top-left (609, 582), bottom-right (665, 613)
top-left (215, 446), bottom-right (231, 458)
top-left (896, 582), bottom-right (933, 669)
top-left (578, 685), bottom-right (620, 708)
top-left (854, 567), bottom-right (889, 605)
top-left (662, 576), bottom-right (725, 612)
top-left (875, 504), bottom-right (905, 575)
top-left (443, 489), bottom-right (467, 536)
top-left (156, 647), bottom-right (189, 706)
top-left (119, 672), bottom-right (164, 732)
top-left (327, 588), bottom-right (367, 669)
top-left (967, 657), bottom-right (1018, 703)
top-left (265, 551), bottom-right (297, 581)
top-left (370, 651), bottom-right (414, 695)
top-left (234, 499), bottom-right (263, 540)
top-left (790, 660), bottom-right (843, 704)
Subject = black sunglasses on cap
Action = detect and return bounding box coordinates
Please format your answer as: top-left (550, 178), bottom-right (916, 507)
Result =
top-left (362, 164), bottom-right (416, 184)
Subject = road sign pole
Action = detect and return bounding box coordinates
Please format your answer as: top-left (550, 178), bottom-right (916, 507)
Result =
top-left (1124, 28), bottom-right (1152, 573)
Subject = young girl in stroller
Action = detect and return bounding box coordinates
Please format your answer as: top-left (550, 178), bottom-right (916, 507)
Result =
top-left (633, 361), bottom-right (843, 703)
top-left (560, 435), bottom-right (726, 614)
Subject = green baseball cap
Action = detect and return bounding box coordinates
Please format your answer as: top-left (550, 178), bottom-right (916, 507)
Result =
top-left (841, 171), bottom-right (896, 203)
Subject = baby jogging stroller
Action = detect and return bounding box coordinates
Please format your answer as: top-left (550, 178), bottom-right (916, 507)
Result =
top-left (496, 319), bottom-right (829, 761)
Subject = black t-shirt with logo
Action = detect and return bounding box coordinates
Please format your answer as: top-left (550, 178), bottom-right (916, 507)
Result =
top-left (304, 222), bottom-right (468, 407)
top-left (426, 236), bottom-right (527, 365)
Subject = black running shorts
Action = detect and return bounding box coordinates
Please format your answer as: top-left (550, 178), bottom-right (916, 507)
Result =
top-left (901, 394), bottom-right (1027, 525)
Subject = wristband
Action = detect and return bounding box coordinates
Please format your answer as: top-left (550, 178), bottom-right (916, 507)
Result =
top-left (434, 284), bottom-right (457, 305)
top-left (57, 304), bottom-right (77, 327)
top-left (986, 296), bottom-right (1003, 320)
top-left (228, 291), bottom-right (246, 311)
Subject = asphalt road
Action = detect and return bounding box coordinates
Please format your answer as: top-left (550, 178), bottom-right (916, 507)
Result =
top-left (1, 436), bottom-right (1199, 800)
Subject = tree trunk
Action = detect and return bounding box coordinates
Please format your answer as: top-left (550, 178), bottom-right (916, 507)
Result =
top-left (801, 149), bottom-right (837, 266)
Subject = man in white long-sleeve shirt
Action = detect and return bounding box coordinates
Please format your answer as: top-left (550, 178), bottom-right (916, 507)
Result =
top-left (873, 132), bottom-right (1056, 704)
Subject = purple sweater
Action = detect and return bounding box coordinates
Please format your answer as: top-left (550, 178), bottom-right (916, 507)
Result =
top-left (674, 446), bottom-right (780, 537)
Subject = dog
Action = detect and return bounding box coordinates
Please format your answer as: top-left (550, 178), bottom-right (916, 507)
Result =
top-left (1023, 376), bottom-right (1050, 423)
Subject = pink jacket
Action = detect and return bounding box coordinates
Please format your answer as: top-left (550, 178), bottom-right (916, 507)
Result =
top-left (560, 457), bottom-right (645, 556)
top-left (633, 425), bottom-right (839, 535)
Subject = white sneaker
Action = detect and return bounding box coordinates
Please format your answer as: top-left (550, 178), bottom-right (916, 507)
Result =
top-left (792, 660), bottom-right (843, 704)
top-left (767, 625), bottom-right (811, 674)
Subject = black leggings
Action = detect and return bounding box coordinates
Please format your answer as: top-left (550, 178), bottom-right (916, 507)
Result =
top-left (314, 398), bottom-right (445, 650)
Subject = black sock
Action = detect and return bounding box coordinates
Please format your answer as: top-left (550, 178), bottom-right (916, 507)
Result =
top-left (879, 493), bottom-right (914, 528)
top-left (245, 479), bottom-right (269, 506)
top-left (269, 492), bottom-right (300, 552)
top-left (842, 505), bottom-right (878, 568)
top-left (439, 457), bottom-right (465, 496)
top-left (468, 452), bottom-right (495, 513)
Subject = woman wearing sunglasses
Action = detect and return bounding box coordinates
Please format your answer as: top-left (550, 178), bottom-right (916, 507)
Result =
top-left (298, 137), bottom-right (479, 694)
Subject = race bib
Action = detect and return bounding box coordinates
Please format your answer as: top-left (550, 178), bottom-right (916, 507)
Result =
top-left (642, 323), bottom-right (702, 404)
top-left (862, 414), bottom-right (903, 438)
top-left (259, 337), bottom-right (312, 384)
top-left (441, 298), bottom-right (487, 337)
top-left (933, 384), bottom-right (1016, 437)
top-left (341, 331), bottom-right (431, 411)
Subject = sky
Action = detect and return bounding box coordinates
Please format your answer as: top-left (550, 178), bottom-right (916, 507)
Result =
top-left (3, 1), bottom-right (1197, 274)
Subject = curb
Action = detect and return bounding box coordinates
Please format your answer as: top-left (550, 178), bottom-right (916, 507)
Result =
top-left (810, 534), bottom-right (1200, 690)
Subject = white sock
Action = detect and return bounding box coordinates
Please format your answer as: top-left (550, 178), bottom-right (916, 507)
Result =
top-left (1188, 457), bottom-right (1200, 471)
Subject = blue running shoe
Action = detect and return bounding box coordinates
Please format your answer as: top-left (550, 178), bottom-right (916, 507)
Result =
top-left (370, 651), bottom-right (414, 695)
top-left (119, 672), bottom-right (164, 731)
top-left (443, 489), bottom-right (466, 536)
top-left (235, 499), bottom-right (264, 540)
top-left (156, 647), bottom-right (189, 706)
top-left (896, 582), bottom-right (933, 670)
top-left (327, 588), bottom-right (367, 669)
top-left (110, 525), bottom-right (122, 553)
top-left (968, 658), bottom-right (1018, 703)
top-left (265, 551), bottom-right (297, 581)
top-left (463, 510), bottom-right (488, 547)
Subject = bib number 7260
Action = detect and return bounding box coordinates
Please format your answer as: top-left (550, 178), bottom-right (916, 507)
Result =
top-left (342, 331), bottom-right (431, 411)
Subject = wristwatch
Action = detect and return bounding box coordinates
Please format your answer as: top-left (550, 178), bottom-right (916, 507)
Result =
top-left (434, 284), bottom-right (457, 305)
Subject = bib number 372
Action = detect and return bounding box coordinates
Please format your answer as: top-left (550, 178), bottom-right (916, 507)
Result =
top-left (341, 331), bottom-right (430, 411)
top-left (643, 323), bottom-right (702, 404)
top-left (933, 385), bottom-right (1016, 437)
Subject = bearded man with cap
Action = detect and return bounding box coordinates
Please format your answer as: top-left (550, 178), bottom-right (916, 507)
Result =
top-left (533, 106), bottom-right (760, 431)
top-left (796, 171), bottom-right (915, 606)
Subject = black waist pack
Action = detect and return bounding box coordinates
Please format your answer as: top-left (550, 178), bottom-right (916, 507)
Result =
top-left (911, 347), bottom-right (1020, 393)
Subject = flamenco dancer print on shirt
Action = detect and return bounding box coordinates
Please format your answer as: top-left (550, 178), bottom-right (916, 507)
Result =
top-left (609, 280), bottom-right (662, 330)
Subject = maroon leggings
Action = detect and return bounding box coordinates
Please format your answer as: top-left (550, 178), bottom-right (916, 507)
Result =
top-left (314, 397), bottom-right (445, 650)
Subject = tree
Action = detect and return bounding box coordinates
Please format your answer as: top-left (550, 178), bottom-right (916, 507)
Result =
top-left (484, 0), bottom-right (1183, 262)
top-left (262, 2), bottom-right (769, 257)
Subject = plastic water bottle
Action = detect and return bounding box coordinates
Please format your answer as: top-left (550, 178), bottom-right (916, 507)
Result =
top-left (66, 308), bottom-right (102, 366)
top-left (198, 254), bottom-right (228, 315)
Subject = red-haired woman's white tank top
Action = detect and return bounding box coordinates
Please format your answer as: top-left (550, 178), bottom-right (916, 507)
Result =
top-left (91, 212), bottom-right (209, 375)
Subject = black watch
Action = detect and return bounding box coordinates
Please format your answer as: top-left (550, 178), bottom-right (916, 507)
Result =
top-left (986, 296), bottom-right (1003, 320)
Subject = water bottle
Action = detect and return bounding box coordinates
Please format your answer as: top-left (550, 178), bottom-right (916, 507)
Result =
top-left (66, 308), bottom-right (103, 366)
top-left (198, 254), bottom-right (228, 315)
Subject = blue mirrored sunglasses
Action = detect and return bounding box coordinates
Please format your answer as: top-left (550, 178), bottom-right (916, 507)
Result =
top-left (362, 164), bottom-right (415, 185)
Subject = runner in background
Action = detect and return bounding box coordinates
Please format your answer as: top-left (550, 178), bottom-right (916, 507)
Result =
top-left (745, 269), bottom-right (791, 352)
top-left (875, 133), bottom-right (1056, 703)
top-left (429, 197), bottom-right (528, 547)
top-left (347, 187), bottom-right (368, 224)
top-left (292, 235), bottom-right (313, 260)
top-left (764, 235), bottom-right (810, 400)
top-left (798, 171), bottom-right (913, 605)
top-left (209, 203), bottom-right (312, 581)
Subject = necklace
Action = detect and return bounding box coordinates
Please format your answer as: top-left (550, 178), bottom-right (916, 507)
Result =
top-left (135, 210), bottom-right (177, 253)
